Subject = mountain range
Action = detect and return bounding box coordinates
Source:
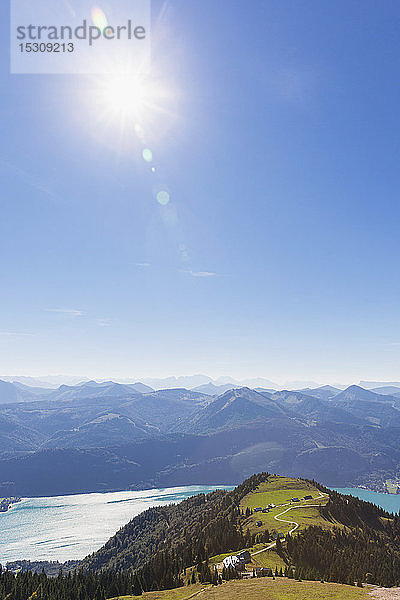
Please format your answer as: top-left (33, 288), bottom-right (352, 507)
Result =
top-left (1, 378), bottom-right (400, 496)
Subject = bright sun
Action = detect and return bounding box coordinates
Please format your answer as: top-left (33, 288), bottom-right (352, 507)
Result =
top-left (87, 71), bottom-right (176, 144)
top-left (101, 76), bottom-right (148, 120)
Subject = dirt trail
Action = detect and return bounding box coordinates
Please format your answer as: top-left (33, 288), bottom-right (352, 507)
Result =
top-left (249, 492), bottom-right (329, 555)
top-left (369, 588), bottom-right (400, 599)
top-left (273, 492), bottom-right (329, 535)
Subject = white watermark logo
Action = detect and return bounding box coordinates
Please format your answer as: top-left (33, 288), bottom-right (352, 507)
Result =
top-left (11, 0), bottom-right (151, 74)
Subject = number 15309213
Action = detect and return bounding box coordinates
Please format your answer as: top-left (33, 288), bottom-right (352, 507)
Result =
top-left (19, 42), bottom-right (74, 53)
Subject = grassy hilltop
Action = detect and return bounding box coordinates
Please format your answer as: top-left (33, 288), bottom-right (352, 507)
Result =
top-left (209, 475), bottom-right (332, 571)
top-left (239, 474), bottom-right (331, 535)
top-left (112, 579), bottom-right (369, 600)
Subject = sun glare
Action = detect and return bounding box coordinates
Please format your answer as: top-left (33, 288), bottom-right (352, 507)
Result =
top-left (101, 76), bottom-right (148, 120)
top-left (91, 72), bottom-right (175, 134)
top-left (85, 68), bottom-right (177, 158)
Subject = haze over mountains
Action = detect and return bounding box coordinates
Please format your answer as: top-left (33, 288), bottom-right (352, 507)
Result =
top-left (0, 374), bottom-right (281, 392)
top-left (3, 372), bottom-right (399, 395)
top-left (1, 376), bottom-right (400, 497)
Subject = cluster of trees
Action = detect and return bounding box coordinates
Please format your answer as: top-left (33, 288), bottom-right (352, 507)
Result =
top-left (279, 485), bottom-right (400, 588)
top-left (252, 528), bottom-right (271, 545)
top-left (283, 526), bottom-right (400, 587)
top-left (221, 566), bottom-right (240, 581)
top-left (317, 484), bottom-right (391, 530)
top-left (0, 567), bottom-right (142, 600)
top-left (194, 560), bottom-right (220, 585)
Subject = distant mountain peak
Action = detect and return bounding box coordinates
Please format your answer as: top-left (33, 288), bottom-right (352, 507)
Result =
top-left (173, 386), bottom-right (286, 435)
top-left (333, 384), bottom-right (396, 404)
top-left (345, 384), bottom-right (364, 392)
top-left (337, 384), bottom-right (376, 397)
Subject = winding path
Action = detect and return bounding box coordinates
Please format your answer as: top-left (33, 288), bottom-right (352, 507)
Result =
top-left (250, 491), bottom-right (329, 556)
top-left (273, 491), bottom-right (328, 535)
top-left (251, 541), bottom-right (276, 556)
top-left (273, 504), bottom-right (320, 535)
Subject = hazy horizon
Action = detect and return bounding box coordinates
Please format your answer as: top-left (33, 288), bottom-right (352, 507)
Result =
top-left (2, 371), bottom-right (400, 392)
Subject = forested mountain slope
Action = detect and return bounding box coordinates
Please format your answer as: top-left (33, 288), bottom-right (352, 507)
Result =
top-left (81, 473), bottom-right (400, 590)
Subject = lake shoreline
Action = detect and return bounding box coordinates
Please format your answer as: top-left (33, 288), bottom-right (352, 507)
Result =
top-left (0, 485), bottom-right (232, 566)
top-left (0, 497), bottom-right (22, 513)
top-left (332, 486), bottom-right (400, 514)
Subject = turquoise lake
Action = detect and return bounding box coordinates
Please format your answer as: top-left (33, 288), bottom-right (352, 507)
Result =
top-left (0, 485), bottom-right (230, 565)
top-left (333, 487), bottom-right (400, 513)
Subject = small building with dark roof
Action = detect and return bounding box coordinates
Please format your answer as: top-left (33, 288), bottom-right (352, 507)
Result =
top-left (237, 550), bottom-right (251, 563)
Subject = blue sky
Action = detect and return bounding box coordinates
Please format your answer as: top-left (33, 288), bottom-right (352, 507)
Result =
top-left (1, 0), bottom-right (400, 384)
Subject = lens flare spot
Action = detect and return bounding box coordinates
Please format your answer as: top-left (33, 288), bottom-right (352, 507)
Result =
top-left (134, 123), bottom-right (145, 140)
top-left (91, 6), bottom-right (108, 30)
top-left (142, 148), bottom-right (153, 163)
top-left (157, 190), bottom-right (170, 205)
